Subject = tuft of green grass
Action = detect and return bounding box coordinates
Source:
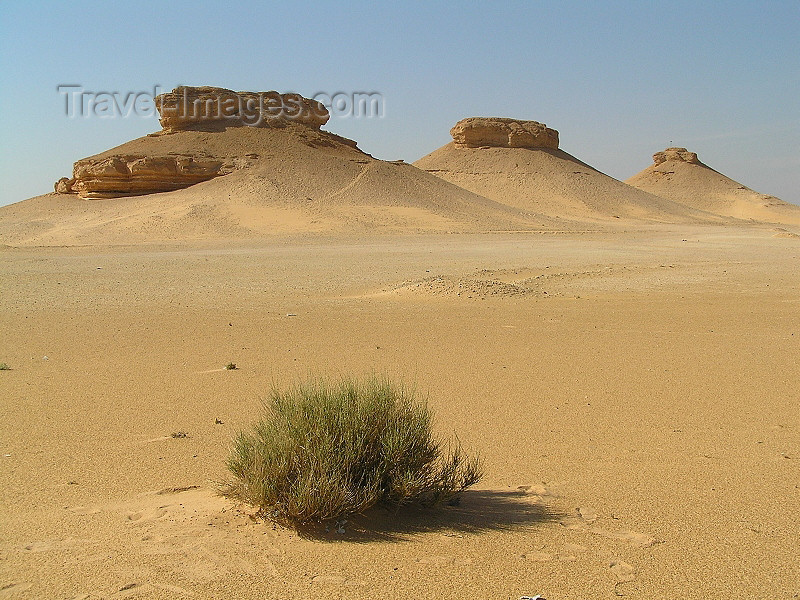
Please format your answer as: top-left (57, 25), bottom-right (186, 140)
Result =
top-left (225, 363), bottom-right (237, 370)
top-left (0, 363), bottom-right (10, 371)
top-left (220, 377), bottom-right (482, 526)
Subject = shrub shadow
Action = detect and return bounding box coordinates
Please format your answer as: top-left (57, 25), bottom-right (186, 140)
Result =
top-left (294, 489), bottom-right (563, 543)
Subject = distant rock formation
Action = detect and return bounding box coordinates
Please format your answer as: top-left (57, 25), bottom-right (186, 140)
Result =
top-left (626, 147), bottom-right (800, 225)
top-left (55, 87), bottom-right (330, 199)
top-left (652, 147), bottom-right (700, 165)
top-left (450, 117), bottom-right (559, 149)
top-left (416, 123), bottom-right (714, 223)
top-left (155, 86), bottom-right (329, 133)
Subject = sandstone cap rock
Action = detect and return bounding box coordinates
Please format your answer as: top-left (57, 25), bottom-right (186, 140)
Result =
top-left (154, 86), bottom-right (330, 133)
top-left (652, 147), bottom-right (700, 165)
top-left (55, 87), bottom-right (334, 198)
top-left (450, 117), bottom-right (558, 149)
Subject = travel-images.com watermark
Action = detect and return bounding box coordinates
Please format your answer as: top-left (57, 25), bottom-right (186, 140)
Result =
top-left (57, 85), bottom-right (385, 123)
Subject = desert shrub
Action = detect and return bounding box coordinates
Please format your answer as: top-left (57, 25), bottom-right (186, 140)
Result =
top-left (221, 377), bottom-right (482, 525)
top-left (0, 363), bottom-right (9, 370)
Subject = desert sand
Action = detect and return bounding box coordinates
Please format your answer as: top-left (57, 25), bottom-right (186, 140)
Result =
top-left (1, 105), bottom-right (799, 599)
top-left (0, 125), bottom-right (548, 247)
top-left (414, 143), bottom-right (720, 225)
top-left (626, 147), bottom-right (800, 226)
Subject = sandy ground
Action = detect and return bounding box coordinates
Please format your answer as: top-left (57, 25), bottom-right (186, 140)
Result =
top-left (1, 225), bottom-right (799, 599)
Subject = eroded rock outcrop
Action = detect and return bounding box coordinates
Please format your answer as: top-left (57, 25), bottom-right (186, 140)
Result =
top-left (155, 86), bottom-right (329, 133)
top-left (55, 87), bottom-right (331, 199)
top-left (652, 147), bottom-right (700, 165)
top-left (62, 155), bottom-right (224, 199)
top-left (450, 117), bottom-right (559, 149)
top-left (54, 177), bottom-right (74, 194)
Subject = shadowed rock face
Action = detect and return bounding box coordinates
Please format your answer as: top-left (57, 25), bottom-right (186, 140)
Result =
top-left (652, 147), bottom-right (700, 165)
top-left (55, 154), bottom-right (224, 200)
top-left (55, 87), bottom-right (330, 199)
top-left (63, 155), bottom-right (224, 199)
top-left (450, 117), bottom-right (559, 149)
top-left (155, 86), bottom-right (330, 133)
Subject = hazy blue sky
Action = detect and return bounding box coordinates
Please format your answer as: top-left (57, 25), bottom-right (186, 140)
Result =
top-left (1, 0), bottom-right (797, 206)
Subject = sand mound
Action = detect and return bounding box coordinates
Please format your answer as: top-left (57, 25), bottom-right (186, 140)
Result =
top-left (53, 87), bottom-right (336, 199)
top-left (2, 91), bottom-right (580, 246)
top-left (625, 147), bottom-right (800, 225)
top-left (0, 125), bottom-right (563, 246)
top-left (388, 274), bottom-right (532, 300)
top-left (380, 262), bottom-right (696, 300)
top-left (415, 120), bottom-right (719, 224)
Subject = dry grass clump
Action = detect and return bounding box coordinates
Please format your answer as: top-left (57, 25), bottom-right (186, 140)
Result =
top-left (221, 377), bottom-right (482, 526)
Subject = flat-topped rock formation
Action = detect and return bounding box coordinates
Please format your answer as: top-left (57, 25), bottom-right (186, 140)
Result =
top-left (626, 147), bottom-right (800, 225)
top-left (3, 109), bottom-right (560, 245)
top-left (450, 117), bottom-right (559, 149)
top-left (416, 118), bottom-right (720, 224)
top-left (54, 87), bottom-right (334, 199)
top-left (155, 86), bottom-right (329, 133)
top-left (652, 147), bottom-right (700, 165)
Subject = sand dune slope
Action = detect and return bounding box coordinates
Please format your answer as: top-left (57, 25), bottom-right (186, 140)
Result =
top-left (0, 126), bottom-right (556, 246)
top-left (625, 149), bottom-right (800, 225)
top-left (415, 143), bottom-right (722, 224)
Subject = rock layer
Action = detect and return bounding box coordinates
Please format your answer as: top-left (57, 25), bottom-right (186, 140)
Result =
top-left (626, 148), bottom-right (800, 225)
top-left (652, 147), bottom-right (699, 165)
top-left (450, 117), bottom-right (559, 149)
top-left (415, 126), bottom-right (717, 223)
top-left (155, 86), bottom-right (329, 133)
top-left (55, 87), bottom-right (330, 199)
top-left (62, 155), bottom-right (224, 199)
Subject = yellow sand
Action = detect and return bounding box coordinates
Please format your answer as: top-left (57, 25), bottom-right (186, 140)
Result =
top-left (1, 223), bottom-right (799, 599)
top-left (0, 127), bottom-right (565, 247)
top-left (414, 143), bottom-right (724, 224)
top-left (625, 156), bottom-right (800, 226)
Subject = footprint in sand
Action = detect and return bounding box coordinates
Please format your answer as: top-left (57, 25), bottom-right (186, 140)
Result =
top-left (126, 506), bottom-right (168, 524)
top-left (559, 507), bottom-right (658, 548)
top-left (516, 483), bottom-right (559, 499)
top-left (231, 555), bottom-right (281, 578)
top-left (0, 583), bottom-right (33, 597)
top-left (559, 506), bottom-right (598, 529)
top-left (610, 559), bottom-right (636, 582)
top-left (589, 527), bottom-right (658, 548)
top-left (523, 543), bottom-right (587, 562)
top-left (559, 542), bottom-right (588, 561)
